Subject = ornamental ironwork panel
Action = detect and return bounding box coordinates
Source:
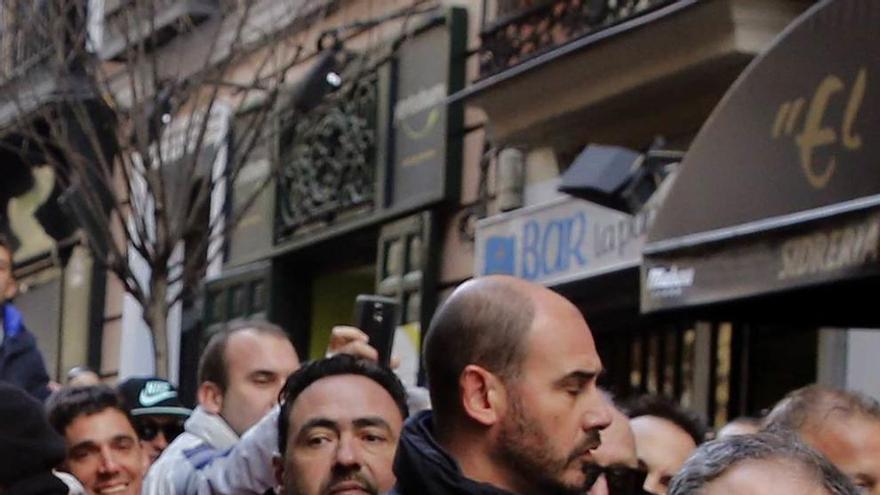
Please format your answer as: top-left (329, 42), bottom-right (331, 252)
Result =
top-left (275, 62), bottom-right (378, 241)
top-left (0, 0), bottom-right (78, 85)
top-left (479, 0), bottom-right (677, 78)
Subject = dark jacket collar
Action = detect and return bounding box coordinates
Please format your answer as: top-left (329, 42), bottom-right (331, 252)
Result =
top-left (392, 410), bottom-right (519, 495)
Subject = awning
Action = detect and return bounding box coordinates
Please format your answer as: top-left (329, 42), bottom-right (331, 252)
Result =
top-left (641, 0), bottom-right (880, 313)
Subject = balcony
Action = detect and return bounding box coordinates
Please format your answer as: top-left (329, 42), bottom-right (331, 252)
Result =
top-left (0, 2), bottom-right (91, 128)
top-left (465, 0), bottom-right (810, 147)
top-left (0, 7), bottom-right (53, 85)
top-left (98, 0), bottom-right (219, 60)
top-left (479, 0), bottom-right (680, 79)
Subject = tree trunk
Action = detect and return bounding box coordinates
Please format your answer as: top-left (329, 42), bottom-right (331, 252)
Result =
top-left (147, 276), bottom-right (169, 379)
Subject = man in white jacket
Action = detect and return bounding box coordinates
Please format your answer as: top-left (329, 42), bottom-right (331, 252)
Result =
top-left (143, 320), bottom-right (300, 495)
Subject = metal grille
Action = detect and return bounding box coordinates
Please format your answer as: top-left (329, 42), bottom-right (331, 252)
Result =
top-left (0, 1), bottom-right (55, 84)
top-left (479, 0), bottom-right (677, 78)
top-left (275, 59), bottom-right (378, 240)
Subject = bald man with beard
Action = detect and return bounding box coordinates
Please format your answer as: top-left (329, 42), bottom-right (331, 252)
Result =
top-left (392, 275), bottom-right (613, 495)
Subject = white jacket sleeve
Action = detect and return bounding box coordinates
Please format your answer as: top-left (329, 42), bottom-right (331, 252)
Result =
top-left (196, 406), bottom-right (280, 495)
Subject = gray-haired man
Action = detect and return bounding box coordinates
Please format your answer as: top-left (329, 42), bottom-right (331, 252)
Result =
top-left (668, 432), bottom-right (858, 495)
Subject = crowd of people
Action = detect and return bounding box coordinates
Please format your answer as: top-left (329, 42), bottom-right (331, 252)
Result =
top-left (1, 229), bottom-right (879, 495)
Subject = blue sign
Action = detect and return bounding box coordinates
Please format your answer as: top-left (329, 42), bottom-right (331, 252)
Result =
top-left (521, 212), bottom-right (588, 281)
top-left (476, 197), bottom-right (648, 286)
top-left (484, 235), bottom-right (516, 275)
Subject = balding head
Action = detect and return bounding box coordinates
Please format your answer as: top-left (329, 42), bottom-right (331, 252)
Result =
top-left (765, 385), bottom-right (880, 494)
top-left (424, 276), bottom-right (536, 428)
top-left (765, 385), bottom-right (880, 435)
top-left (423, 276), bottom-right (612, 495)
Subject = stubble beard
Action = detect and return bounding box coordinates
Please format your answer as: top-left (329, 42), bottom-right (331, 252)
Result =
top-left (494, 393), bottom-right (601, 495)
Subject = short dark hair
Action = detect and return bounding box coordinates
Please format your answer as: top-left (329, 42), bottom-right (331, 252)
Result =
top-left (46, 385), bottom-right (135, 435)
top-left (423, 278), bottom-right (535, 430)
top-left (668, 432), bottom-right (858, 495)
top-left (198, 319), bottom-right (291, 392)
top-left (764, 384), bottom-right (880, 434)
top-left (623, 394), bottom-right (708, 445)
top-left (277, 354), bottom-right (408, 456)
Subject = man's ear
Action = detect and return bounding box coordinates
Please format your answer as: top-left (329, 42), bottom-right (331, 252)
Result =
top-left (273, 454), bottom-right (285, 489)
top-left (197, 381), bottom-right (224, 415)
top-left (459, 364), bottom-right (507, 427)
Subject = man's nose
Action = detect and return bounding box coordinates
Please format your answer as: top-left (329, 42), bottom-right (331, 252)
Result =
top-left (584, 395), bottom-right (614, 432)
top-left (153, 431), bottom-right (169, 450)
top-left (97, 446), bottom-right (120, 474)
top-left (334, 436), bottom-right (363, 468)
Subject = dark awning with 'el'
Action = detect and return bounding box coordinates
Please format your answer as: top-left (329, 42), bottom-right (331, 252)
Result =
top-left (641, 0), bottom-right (880, 313)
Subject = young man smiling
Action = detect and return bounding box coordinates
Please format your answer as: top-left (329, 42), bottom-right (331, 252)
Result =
top-left (46, 385), bottom-right (147, 495)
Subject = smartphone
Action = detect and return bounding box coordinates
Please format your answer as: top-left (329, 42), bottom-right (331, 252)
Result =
top-left (354, 295), bottom-right (399, 368)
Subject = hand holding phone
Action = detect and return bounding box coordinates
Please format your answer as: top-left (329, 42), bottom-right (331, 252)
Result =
top-left (353, 295), bottom-right (399, 368)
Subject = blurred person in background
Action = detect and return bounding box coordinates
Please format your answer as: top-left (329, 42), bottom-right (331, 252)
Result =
top-left (588, 399), bottom-right (646, 495)
top-left (117, 377), bottom-right (191, 466)
top-left (716, 416), bottom-right (761, 439)
top-left (46, 385), bottom-right (146, 495)
top-left (668, 431), bottom-right (857, 495)
top-left (0, 235), bottom-right (51, 400)
top-left (764, 385), bottom-right (880, 494)
top-left (0, 382), bottom-right (84, 495)
top-left (624, 395), bottom-right (708, 495)
top-left (66, 367), bottom-right (101, 388)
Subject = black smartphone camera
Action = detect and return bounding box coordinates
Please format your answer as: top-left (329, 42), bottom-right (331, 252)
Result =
top-left (353, 295), bottom-right (399, 368)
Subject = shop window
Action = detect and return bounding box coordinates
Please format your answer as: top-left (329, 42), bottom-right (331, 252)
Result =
top-left (713, 323), bottom-right (733, 427)
top-left (662, 330), bottom-right (678, 397)
top-left (251, 280), bottom-right (265, 315)
top-left (646, 333), bottom-right (660, 394)
top-left (680, 328), bottom-right (697, 409)
top-left (629, 338), bottom-right (643, 391)
top-left (376, 213), bottom-right (436, 326)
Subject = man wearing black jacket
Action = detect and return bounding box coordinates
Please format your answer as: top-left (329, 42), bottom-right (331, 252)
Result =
top-left (393, 275), bottom-right (613, 495)
top-left (0, 235), bottom-right (51, 400)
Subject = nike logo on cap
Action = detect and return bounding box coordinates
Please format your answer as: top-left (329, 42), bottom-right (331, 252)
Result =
top-left (139, 381), bottom-right (178, 407)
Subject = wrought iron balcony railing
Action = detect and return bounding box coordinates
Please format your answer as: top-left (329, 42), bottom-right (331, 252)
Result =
top-left (0, 3), bottom-right (56, 86)
top-left (479, 0), bottom-right (679, 78)
top-left (99, 0), bottom-right (219, 60)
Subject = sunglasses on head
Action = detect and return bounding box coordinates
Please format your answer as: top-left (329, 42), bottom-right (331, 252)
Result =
top-left (135, 418), bottom-right (185, 442)
top-left (585, 464), bottom-right (649, 495)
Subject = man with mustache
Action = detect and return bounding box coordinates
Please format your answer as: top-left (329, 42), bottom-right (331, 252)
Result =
top-left (274, 354), bottom-right (408, 495)
top-left (392, 275), bottom-right (612, 495)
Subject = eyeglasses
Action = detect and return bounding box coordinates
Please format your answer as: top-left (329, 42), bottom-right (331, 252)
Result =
top-left (585, 464), bottom-right (649, 495)
top-left (135, 418), bottom-right (185, 442)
